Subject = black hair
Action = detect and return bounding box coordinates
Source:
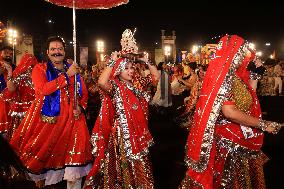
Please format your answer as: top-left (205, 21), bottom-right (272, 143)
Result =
top-left (264, 58), bottom-right (277, 67)
top-left (247, 61), bottom-right (266, 75)
top-left (157, 62), bottom-right (165, 70)
top-left (197, 64), bottom-right (208, 77)
top-left (0, 45), bottom-right (13, 52)
top-left (46, 36), bottom-right (66, 50)
top-left (200, 64), bottom-right (208, 72)
top-left (188, 61), bottom-right (197, 71)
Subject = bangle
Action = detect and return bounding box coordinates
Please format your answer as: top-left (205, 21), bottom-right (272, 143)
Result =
top-left (146, 60), bottom-right (154, 66)
top-left (258, 118), bottom-right (268, 132)
top-left (106, 60), bottom-right (116, 68)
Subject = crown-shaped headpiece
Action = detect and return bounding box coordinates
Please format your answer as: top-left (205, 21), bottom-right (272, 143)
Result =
top-left (120, 29), bottom-right (138, 54)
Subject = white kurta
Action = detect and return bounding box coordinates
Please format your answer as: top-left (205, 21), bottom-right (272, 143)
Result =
top-left (151, 71), bottom-right (172, 107)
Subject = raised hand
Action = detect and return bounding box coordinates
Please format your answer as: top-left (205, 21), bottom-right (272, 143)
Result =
top-left (111, 51), bottom-right (120, 61)
top-left (67, 63), bottom-right (79, 77)
top-left (2, 62), bottom-right (13, 76)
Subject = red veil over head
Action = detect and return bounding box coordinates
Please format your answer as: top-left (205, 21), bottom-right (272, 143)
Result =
top-left (13, 53), bottom-right (38, 78)
top-left (184, 35), bottom-right (263, 187)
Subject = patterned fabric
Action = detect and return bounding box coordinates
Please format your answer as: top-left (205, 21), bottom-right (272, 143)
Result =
top-left (258, 67), bottom-right (275, 96)
top-left (132, 70), bottom-right (152, 92)
top-left (46, 0), bottom-right (129, 9)
top-left (229, 76), bottom-right (253, 113)
top-left (86, 129), bottom-right (153, 189)
top-left (180, 79), bottom-right (202, 130)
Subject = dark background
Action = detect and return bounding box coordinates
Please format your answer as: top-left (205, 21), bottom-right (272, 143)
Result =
top-left (0, 0), bottom-right (284, 59)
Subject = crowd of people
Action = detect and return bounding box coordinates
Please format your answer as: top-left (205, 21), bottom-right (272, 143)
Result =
top-left (1, 31), bottom-right (284, 189)
top-left (257, 59), bottom-right (284, 96)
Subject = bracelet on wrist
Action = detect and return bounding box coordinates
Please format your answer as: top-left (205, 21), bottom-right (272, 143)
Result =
top-left (270, 122), bottom-right (282, 134)
top-left (258, 118), bottom-right (268, 132)
top-left (106, 60), bottom-right (116, 68)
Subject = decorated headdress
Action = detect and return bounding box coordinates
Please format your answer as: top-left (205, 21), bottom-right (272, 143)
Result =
top-left (108, 29), bottom-right (139, 77)
top-left (120, 29), bottom-right (138, 54)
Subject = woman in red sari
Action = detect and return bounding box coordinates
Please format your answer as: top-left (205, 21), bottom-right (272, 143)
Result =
top-left (180, 35), bottom-right (283, 189)
top-left (84, 29), bottom-right (159, 189)
top-left (0, 46), bottom-right (14, 137)
top-left (0, 53), bottom-right (37, 140)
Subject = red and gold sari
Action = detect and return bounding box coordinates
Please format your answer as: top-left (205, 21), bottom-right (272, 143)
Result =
top-left (181, 35), bottom-right (267, 189)
top-left (85, 58), bottom-right (154, 189)
top-left (1, 54), bottom-right (37, 140)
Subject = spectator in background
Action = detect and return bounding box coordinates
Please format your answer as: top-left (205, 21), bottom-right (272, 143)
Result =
top-left (151, 61), bottom-right (172, 108)
top-left (178, 64), bottom-right (208, 130)
top-left (178, 61), bottom-right (198, 99)
top-left (258, 58), bottom-right (276, 96)
top-left (0, 46), bottom-right (15, 138)
top-left (273, 61), bottom-right (282, 95)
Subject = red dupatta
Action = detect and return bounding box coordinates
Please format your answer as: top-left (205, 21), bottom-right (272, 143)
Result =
top-left (12, 53), bottom-right (38, 78)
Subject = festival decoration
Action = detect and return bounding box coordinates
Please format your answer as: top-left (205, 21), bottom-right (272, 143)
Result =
top-left (0, 21), bottom-right (7, 42)
top-left (45, 0), bottom-right (129, 9)
top-left (120, 29), bottom-right (138, 54)
top-left (200, 44), bottom-right (217, 64)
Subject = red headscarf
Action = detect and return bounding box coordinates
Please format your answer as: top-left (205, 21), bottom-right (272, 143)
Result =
top-left (12, 53), bottom-right (38, 78)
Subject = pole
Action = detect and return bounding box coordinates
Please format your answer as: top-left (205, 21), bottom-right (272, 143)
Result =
top-left (72, 0), bottom-right (78, 117)
top-left (12, 43), bottom-right (15, 65)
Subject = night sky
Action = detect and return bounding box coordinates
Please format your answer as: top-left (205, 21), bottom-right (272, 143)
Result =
top-left (1, 0), bottom-right (284, 57)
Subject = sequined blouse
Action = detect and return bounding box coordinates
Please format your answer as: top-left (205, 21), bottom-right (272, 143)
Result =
top-left (226, 76), bottom-right (253, 113)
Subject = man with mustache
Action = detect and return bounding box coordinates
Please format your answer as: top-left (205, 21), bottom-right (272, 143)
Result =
top-left (10, 36), bottom-right (92, 189)
top-left (0, 45), bottom-right (15, 137)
